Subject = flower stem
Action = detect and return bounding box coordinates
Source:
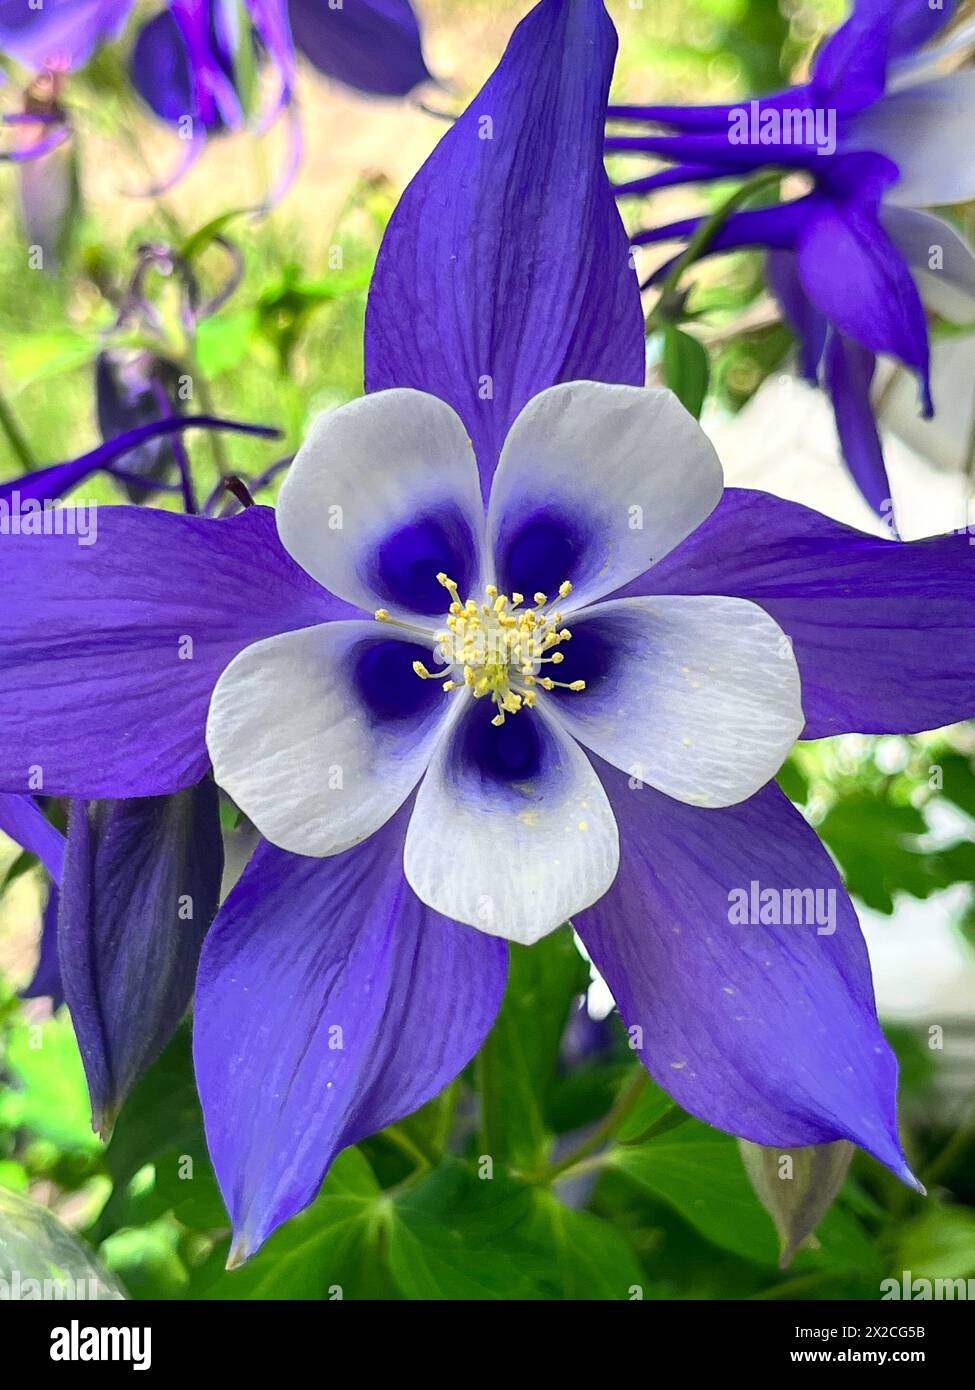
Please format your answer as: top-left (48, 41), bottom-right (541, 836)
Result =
top-left (643, 169), bottom-right (784, 335)
top-left (531, 1067), bottom-right (651, 1186)
top-left (384, 1123), bottom-right (442, 1171)
top-left (0, 385), bottom-right (37, 472)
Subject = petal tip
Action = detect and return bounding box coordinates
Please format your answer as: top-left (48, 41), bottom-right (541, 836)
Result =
top-left (225, 1236), bottom-right (254, 1272)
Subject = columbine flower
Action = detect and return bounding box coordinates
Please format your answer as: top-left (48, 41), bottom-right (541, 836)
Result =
top-left (607, 0), bottom-right (975, 518)
top-left (129, 0), bottom-right (431, 197)
top-left (2, 0), bottom-right (975, 1266)
top-left (205, 378), bottom-right (803, 942)
top-left (0, 0), bottom-right (135, 72)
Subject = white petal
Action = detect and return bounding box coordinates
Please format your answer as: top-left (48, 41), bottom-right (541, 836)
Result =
top-left (206, 622), bottom-right (453, 857)
top-left (882, 206), bottom-right (975, 325)
top-left (890, 19), bottom-right (975, 89)
top-left (486, 381), bottom-right (723, 611)
top-left (405, 701), bottom-right (619, 945)
top-left (548, 596), bottom-right (804, 808)
top-left (841, 71), bottom-right (975, 209)
top-left (277, 390), bottom-right (486, 618)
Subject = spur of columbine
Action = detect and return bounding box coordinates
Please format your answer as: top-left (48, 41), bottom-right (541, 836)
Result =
top-left (205, 380), bottom-right (802, 942)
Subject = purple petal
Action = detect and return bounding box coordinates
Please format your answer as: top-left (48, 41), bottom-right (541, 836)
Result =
top-left (0, 792), bottom-right (64, 881)
top-left (59, 782), bottom-right (223, 1135)
top-left (194, 806), bottom-right (508, 1262)
top-left (0, 0), bottom-right (136, 71)
top-left (576, 762), bottom-right (916, 1183)
top-left (365, 0), bottom-right (644, 496)
top-left (130, 2), bottom-right (241, 132)
top-left (823, 330), bottom-right (890, 516)
top-left (288, 0), bottom-right (430, 97)
top-left (810, 0), bottom-right (894, 111)
top-left (21, 886), bottom-right (63, 1010)
top-left (0, 505), bottom-right (351, 798)
top-left (765, 250), bottom-right (827, 384)
top-left (796, 155), bottom-right (931, 406)
top-left (629, 487), bottom-right (975, 739)
top-left (887, 0), bottom-right (960, 60)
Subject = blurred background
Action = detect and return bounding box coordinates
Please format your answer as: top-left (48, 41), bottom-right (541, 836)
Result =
top-left (2, 0), bottom-right (974, 1300)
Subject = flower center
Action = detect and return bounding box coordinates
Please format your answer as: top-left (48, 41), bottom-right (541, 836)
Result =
top-left (376, 573), bottom-right (586, 726)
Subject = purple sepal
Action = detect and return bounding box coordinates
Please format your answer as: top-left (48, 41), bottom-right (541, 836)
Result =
top-left (0, 0), bottom-right (137, 71)
top-left (823, 331), bottom-right (890, 517)
top-left (630, 488), bottom-right (975, 739)
top-left (576, 762), bottom-right (918, 1186)
top-left (0, 505), bottom-right (352, 799)
top-left (365, 0), bottom-right (644, 495)
top-left (765, 250), bottom-right (827, 384)
top-left (288, 0), bottom-right (430, 97)
top-left (59, 780), bottom-right (224, 1138)
top-left (21, 887), bottom-right (64, 1011)
top-left (0, 792), bottom-right (65, 882)
top-left (195, 805), bottom-right (508, 1264)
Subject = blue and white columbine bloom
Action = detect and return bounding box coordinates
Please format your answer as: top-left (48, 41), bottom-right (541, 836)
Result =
top-left (607, 0), bottom-right (975, 517)
top-left (206, 379), bottom-right (803, 942)
top-left (3, 0), bottom-right (975, 1264)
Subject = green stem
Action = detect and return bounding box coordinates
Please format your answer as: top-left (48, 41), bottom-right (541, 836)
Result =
top-left (434, 1078), bottom-right (461, 1152)
top-left (531, 1068), bottom-right (650, 1186)
top-left (0, 386), bottom-right (37, 472)
top-left (644, 169), bottom-right (785, 335)
top-left (384, 1123), bottom-right (441, 1171)
top-left (476, 1039), bottom-right (501, 1158)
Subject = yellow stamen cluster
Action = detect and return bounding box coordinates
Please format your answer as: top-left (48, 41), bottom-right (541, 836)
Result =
top-left (376, 574), bottom-right (586, 726)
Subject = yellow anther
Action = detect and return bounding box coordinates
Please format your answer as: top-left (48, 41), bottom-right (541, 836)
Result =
top-left (375, 608), bottom-right (391, 622)
top-left (395, 577), bottom-right (586, 720)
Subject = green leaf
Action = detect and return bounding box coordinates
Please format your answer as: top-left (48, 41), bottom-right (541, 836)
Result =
top-left (181, 209), bottom-right (251, 263)
top-left (0, 1014), bottom-right (100, 1153)
top-left (894, 1205), bottom-right (975, 1281)
top-left (478, 927), bottom-right (589, 1167)
top-left (615, 1075), bottom-right (681, 1144)
top-left (525, 1190), bottom-right (646, 1299)
top-left (195, 310), bottom-right (258, 377)
top-left (817, 793), bottom-right (931, 913)
top-left (201, 1150), bottom-right (395, 1301)
top-left (387, 1163), bottom-right (547, 1300)
top-left (661, 324), bottom-right (710, 418)
top-left (610, 1120), bottom-right (880, 1275)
